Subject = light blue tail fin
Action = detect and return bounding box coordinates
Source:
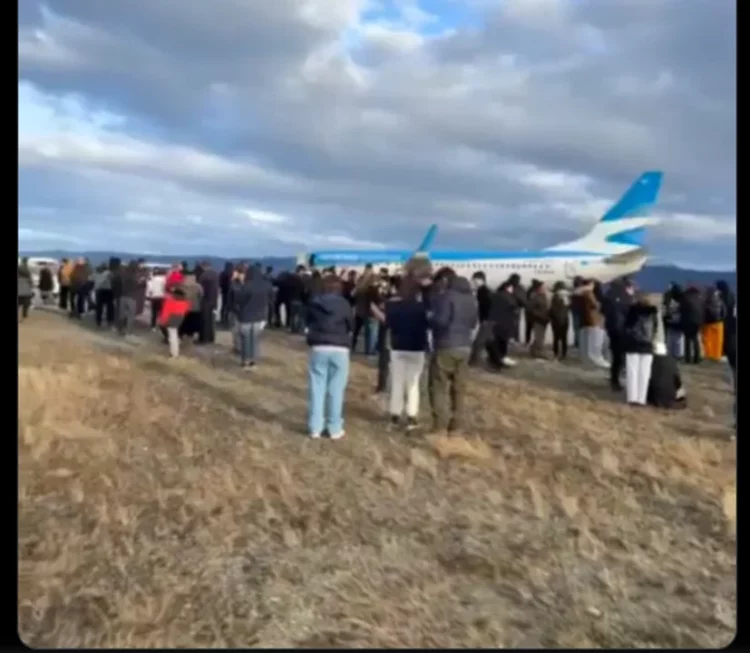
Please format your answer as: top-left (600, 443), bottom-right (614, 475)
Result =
top-left (415, 224), bottom-right (438, 254)
top-left (546, 171), bottom-right (664, 253)
top-left (600, 171), bottom-right (663, 223)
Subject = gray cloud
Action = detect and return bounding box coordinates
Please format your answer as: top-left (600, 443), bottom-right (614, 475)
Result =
top-left (18, 0), bottom-right (735, 265)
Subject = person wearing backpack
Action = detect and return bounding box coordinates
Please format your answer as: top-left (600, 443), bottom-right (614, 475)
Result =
top-left (622, 293), bottom-right (659, 406)
top-left (701, 286), bottom-right (725, 361)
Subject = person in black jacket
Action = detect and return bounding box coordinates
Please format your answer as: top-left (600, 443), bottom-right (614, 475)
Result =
top-left (662, 282), bottom-right (684, 358)
top-left (505, 273), bottom-right (526, 343)
top-left (716, 280), bottom-right (736, 360)
top-left (623, 294), bottom-right (659, 405)
top-left (603, 278), bottom-right (635, 391)
top-left (570, 276), bottom-right (585, 348)
top-left (468, 271), bottom-right (493, 367)
top-left (218, 262), bottom-right (234, 328)
top-left (234, 265), bottom-right (273, 368)
top-left (487, 281), bottom-right (518, 368)
top-left (680, 285), bottom-right (704, 364)
top-left (306, 274), bottom-right (353, 439)
top-left (38, 263), bottom-right (54, 305)
top-left (548, 281), bottom-right (570, 361)
top-left (647, 342), bottom-right (687, 409)
top-left (372, 276), bottom-right (429, 431)
top-left (197, 261), bottom-right (219, 344)
top-left (117, 260), bottom-right (141, 336)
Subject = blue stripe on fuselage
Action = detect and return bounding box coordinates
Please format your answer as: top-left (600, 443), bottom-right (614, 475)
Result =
top-left (311, 249), bottom-right (603, 265)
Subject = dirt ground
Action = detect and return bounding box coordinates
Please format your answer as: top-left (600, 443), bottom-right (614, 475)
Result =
top-left (18, 309), bottom-right (736, 648)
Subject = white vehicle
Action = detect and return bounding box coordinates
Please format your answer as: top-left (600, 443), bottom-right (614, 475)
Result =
top-left (21, 257), bottom-right (60, 301)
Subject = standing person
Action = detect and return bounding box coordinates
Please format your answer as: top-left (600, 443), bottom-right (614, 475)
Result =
top-left (287, 267), bottom-right (306, 334)
top-left (342, 270), bottom-right (357, 307)
top-left (524, 281), bottom-right (538, 346)
top-left (235, 264), bottom-right (273, 369)
top-left (38, 263), bottom-right (54, 305)
top-left (18, 258), bottom-right (33, 321)
top-left (109, 258), bottom-right (123, 328)
top-left (373, 274), bottom-right (393, 396)
top-left (197, 260), bottom-right (219, 345)
top-left (487, 281), bottom-right (518, 368)
top-left (701, 286), bottom-right (726, 362)
top-left (92, 264), bottom-right (115, 328)
top-left (70, 257), bottom-right (91, 318)
top-left (526, 280), bottom-right (550, 359)
top-left (570, 276), bottom-right (584, 349)
top-left (716, 280), bottom-right (736, 361)
top-left (158, 286), bottom-right (191, 358)
top-left (579, 279), bottom-right (608, 368)
top-left (351, 266), bottom-right (377, 355)
top-left (117, 261), bottom-right (141, 337)
top-left (679, 284), bottom-right (704, 364)
top-left (549, 281), bottom-right (570, 361)
top-left (165, 261), bottom-right (184, 293)
top-left (378, 277), bottom-right (429, 431)
top-left (603, 278), bottom-right (635, 391)
top-left (218, 262), bottom-right (234, 328)
top-left (468, 271), bottom-right (493, 367)
top-left (428, 270), bottom-right (478, 436)
top-left (228, 265), bottom-right (246, 353)
top-left (505, 273), bottom-right (526, 344)
top-left (305, 274), bottom-right (353, 440)
top-left (662, 283), bottom-right (684, 359)
top-left (147, 269), bottom-right (166, 331)
top-left (622, 293), bottom-right (659, 406)
top-left (134, 259), bottom-right (149, 317)
top-left (180, 274), bottom-right (204, 342)
top-left (58, 258), bottom-right (74, 311)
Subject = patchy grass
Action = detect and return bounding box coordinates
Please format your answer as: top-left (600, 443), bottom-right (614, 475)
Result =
top-left (19, 311), bottom-right (736, 648)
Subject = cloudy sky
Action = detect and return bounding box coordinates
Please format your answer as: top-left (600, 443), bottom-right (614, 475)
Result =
top-left (18, 0), bottom-right (736, 268)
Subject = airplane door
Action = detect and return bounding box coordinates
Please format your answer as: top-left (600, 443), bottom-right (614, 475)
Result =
top-left (564, 261), bottom-right (577, 279)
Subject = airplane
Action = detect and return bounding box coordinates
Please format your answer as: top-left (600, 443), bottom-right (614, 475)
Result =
top-left (299, 171), bottom-right (664, 288)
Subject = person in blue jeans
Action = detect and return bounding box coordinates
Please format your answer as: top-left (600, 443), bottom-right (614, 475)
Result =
top-left (234, 264), bottom-right (273, 369)
top-left (306, 274), bottom-right (353, 439)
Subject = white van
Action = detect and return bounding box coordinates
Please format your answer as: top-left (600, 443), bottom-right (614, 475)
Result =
top-left (22, 257), bottom-right (60, 303)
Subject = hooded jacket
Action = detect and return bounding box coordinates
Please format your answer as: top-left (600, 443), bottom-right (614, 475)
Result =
top-left (306, 292), bottom-right (353, 348)
top-left (603, 282), bottom-right (635, 335)
top-left (18, 265), bottom-right (32, 298)
top-left (235, 274), bottom-right (273, 324)
top-left (549, 287), bottom-right (570, 330)
top-left (661, 284), bottom-right (683, 331)
top-left (429, 276), bottom-right (478, 350)
top-left (679, 286), bottom-right (704, 332)
top-left (489, 284), bottom-right (518, 338)
top-left (623, 302), bottom-right (659, 354)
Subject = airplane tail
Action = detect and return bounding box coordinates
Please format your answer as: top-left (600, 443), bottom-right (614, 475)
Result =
top-left (414, 224), bottom-right (438, 256)
top-left (545, 171), bottom-right (663, 255)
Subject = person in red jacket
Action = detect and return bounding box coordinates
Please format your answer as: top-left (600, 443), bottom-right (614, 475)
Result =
top-left (165, 262), bottom-right (185, 294)
top-left (158, 286), bottom-right (191, 357)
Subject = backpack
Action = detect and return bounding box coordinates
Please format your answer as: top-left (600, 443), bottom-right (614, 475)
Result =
top-left (629, 313), bottom-right (655, 346)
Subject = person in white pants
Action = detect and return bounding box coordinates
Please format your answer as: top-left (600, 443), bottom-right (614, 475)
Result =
top-left (622, 293), bottom-right (659, 406)
top-left (370, 276), bottom-right (430, 432)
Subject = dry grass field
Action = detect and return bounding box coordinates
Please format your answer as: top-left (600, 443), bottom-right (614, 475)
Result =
top-left (19, 309), bottom-right (736, 648)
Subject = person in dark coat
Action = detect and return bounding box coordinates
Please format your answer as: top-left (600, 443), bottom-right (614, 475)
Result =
top-left (18, 258), bottom-right (33, 321)
top-left (603, 278), bottom-right (635, 391)
top-left (218, 262), bottom-right (234, 328)
top-left (38, 263), bottom-right (54, 304)
top-left (679, 285), bottom-right (704, 364)
top-left (197, 260), bottom-right (219, 344)
top-left (526, 280), bottom-right (550, 359)
top-left (428, 272), bottom-right (478, 435)
top-left (469, 271), bottom-right (493, 367)
top-left (716, 280), bottom-right (736, 359)
top-left (548, 281), bottom-right (570, 361)
top-left (647, 342), bottom-right (687, 409)
top-left (234, 265), bottom-right (273, 368)
top-left (662, 282), bottom-right (684, 358)
top-left (488, 281), bottom-right (518, 368)
top-left (505, 273), bottom-right (526, 343)
top-left (622, 294), bottom-right (659, 405)
top-left (69, 257), bottom-right (92, 318)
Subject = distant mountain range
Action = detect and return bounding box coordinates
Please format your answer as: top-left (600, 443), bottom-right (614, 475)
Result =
top-left (19, 249), bottom-right (736, 292)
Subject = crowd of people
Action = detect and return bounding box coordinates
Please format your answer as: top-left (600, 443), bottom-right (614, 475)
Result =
top-left (18, 255), bottom-right (737, 438)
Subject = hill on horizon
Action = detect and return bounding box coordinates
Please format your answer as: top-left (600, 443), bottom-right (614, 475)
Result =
top-left (18, 249), bottom-right (736, 292)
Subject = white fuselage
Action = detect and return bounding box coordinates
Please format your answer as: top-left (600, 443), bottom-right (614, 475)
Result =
top-left (322, 252), bottom-right (648, 288)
